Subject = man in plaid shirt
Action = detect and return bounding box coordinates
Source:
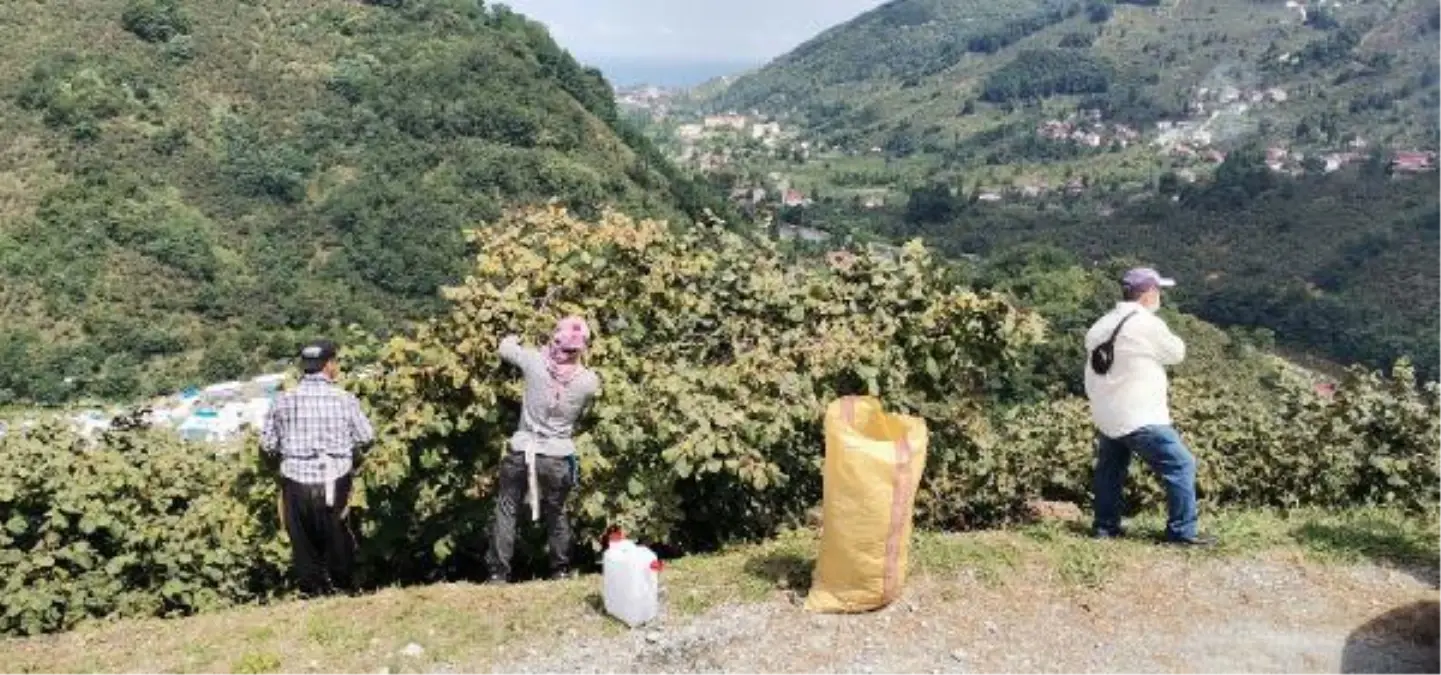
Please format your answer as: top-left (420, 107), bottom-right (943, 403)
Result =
top-left (261, 339), bottom-right (375, 597)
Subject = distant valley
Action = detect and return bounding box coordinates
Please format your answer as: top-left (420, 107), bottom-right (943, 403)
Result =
top-left (633, 0), bottom-right (1439, 378)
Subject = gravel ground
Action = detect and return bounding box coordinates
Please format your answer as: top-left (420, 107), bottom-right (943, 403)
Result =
top-left (490, 557), bottom-right (1439, 674)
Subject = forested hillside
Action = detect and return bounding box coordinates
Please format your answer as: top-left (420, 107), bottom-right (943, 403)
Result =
top-left (692, 0), bottom-right (1439, 376)
top-left (0, 0), bottom-right (719, 404)
top-left (713, 0), bottom-right (1437, 152)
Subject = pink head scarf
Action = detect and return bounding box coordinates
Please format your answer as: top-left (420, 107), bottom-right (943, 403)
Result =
top-left (545, 316), bottom-right (590, 382)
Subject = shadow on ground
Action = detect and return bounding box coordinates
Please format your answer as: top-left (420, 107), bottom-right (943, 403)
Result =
top-left (1292, 519), bottom-right (1440, 588)
top-left (744, 551), bottom-right (815, 595)
top-left (1341, 600), bottom-right (1440, 674)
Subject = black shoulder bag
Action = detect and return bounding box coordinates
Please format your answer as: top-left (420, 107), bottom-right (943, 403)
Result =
top-left (1089, 312), bottom-right (1139, 375)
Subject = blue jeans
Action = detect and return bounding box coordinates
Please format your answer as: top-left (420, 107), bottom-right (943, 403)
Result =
top-left (1092, 424), bottom-right (1199, 541)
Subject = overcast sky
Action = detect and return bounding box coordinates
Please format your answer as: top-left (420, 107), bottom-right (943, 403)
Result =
top-left (499, 0), bottom-right (889, 62)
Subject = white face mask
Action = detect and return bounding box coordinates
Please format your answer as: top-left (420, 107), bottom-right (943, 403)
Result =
top-left (1136, 290), bottom-right (1161, 313)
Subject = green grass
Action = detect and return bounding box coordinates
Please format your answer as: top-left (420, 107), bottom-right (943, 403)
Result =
top-left (1, 507), bottom-right (1433, 673)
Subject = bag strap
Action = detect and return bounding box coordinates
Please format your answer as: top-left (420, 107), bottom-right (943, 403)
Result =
top-left (1104, 311), bottom-right (1140, 347)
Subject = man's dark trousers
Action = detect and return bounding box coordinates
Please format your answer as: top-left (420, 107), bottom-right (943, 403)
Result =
top-left (485, 452), bottom-right (575, 580)
top-left (281, 474), bottom-right (356, 596)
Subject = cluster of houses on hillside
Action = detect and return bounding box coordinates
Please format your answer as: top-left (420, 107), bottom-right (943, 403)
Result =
top-left (1256, 140), bottom-right (1435, 176)
top-left (0, 372), bottom-right (293, 446)
top-left (1026, 83), bottom-right (1434, 182)
top-left (1036, 110), bottom-right (1143, 149)
top-left (675, 113), bottom-right (787, 146)
top-left (1154, 120), bottom-right (1226, 160)
top-left (1186, 85), bottom-right (1290, 116)
top-left (614, 85), bottom-right (684, 119)
top-left (725, 171), bottom-right (822, 210)
top-left (972, 177), bottom-right (1094, 203)
top-left (672, 112), bottom-right (805, 171)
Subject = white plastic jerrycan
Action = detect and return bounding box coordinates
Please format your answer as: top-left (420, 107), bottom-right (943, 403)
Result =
top-left (601, 529), bottom-right (662, 628)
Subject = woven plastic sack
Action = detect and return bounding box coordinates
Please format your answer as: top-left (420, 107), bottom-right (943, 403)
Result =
top-left (805, 396), bottom-right (929, 613)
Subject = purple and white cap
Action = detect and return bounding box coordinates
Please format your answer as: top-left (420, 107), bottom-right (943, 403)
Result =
top-left (1122, 267), bottom-right (1176, 293)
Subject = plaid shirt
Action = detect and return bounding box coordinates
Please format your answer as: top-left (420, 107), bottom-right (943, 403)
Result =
top-left (261, 374), bottom-right (375, 485)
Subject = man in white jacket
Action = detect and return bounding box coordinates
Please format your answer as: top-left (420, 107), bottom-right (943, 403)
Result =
top-left (1083, 267), bottom-right (1214, 546)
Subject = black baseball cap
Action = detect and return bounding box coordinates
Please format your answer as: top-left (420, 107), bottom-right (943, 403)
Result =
top-left (299, 339), bottom-right (338, 374)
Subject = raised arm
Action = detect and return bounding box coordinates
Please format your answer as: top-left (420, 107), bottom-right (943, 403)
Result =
top-left (498, 335), bottom-right (541, 374)
top-left (498, 335), bottom-right (523, 363)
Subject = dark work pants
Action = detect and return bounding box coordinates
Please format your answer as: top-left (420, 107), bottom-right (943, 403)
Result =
top-left (485, 452), bottom-right (575, 579)
top-left (281, 475), bottom-right (356, 596)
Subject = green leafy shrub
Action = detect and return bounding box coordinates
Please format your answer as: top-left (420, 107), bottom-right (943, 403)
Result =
top-left (0, 427), bottom-right (285, 636)
top-left (16, 55), bottom-right (134, 139)
top-left (219, 115), bottom-right (314, 204)
top-left (1060, 31), bottom-right (1097, 48)
top-left (121, 0), bottom-right (191, 43)
top-left (1, 208), bottom-right (1435, 637)
top-left (162, 34), bottom-right (196, 63)
top-left (351, 206), bottom-right (1044, 569)
top-left (965, 363), bottom-right (1441, 526)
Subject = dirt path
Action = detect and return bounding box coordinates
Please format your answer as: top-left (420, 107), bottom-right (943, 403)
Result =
top-left (492, 557), bottom-right (1439, 674)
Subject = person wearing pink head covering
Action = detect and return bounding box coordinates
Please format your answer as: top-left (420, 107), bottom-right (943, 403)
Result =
top-left (485, 316), bottom-right (601, 583)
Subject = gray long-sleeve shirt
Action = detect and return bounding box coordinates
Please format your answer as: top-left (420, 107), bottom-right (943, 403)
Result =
top-left (499, 336), bottom-right (601, 457)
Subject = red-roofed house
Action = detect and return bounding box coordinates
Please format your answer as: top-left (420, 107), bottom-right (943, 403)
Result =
top-left (1391, 151), bottom-right (1437, 173)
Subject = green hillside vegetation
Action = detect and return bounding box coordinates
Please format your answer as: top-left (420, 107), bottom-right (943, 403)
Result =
top-left (0, 0), bottom-right (722, 405)
top-left (1, 207), bottom-right (1436, 637)
top-left (726, 156), bottom-right (1437, 378)
top-left (713, 0), bottom-right (1437, 152)
top-left (715, 0), bottom-right (1086, 113)
top-left (855, 160), bottom-right (1440, 379)
top-left (692, 0), bottom-right (1438, 377)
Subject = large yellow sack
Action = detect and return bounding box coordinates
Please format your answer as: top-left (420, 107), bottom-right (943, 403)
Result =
top-left (805, 396), bottom-right (929, 613)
